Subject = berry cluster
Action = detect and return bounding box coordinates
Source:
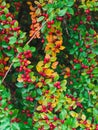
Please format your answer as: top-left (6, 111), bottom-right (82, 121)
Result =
top-left (17, 50), bottom-right (33, 83)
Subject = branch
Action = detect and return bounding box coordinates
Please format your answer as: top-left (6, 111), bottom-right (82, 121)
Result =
top-left (1, 21), bottom-right (47, 84)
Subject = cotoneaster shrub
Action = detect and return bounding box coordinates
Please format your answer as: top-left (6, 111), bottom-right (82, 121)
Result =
top-left (0, 0), bottom-right (98, 130)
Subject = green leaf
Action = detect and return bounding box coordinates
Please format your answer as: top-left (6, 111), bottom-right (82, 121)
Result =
top-left (28, 65), bottom-right (34, 69)
top-left (59, 109), bottom-right (67, 120)
top-left (54, 75), bottom-right (59, 81)
top-left (0, 118), bottom-right (10, 130)
top-left (4, 8), bottom-right (9, 14)
top-left (88, 83), bottom-right (95, 89)
top-left (67, 7), bottom-right (74, 15)
top-left (93, 68), bottom-right (98, 74)
top-left (12, 109), bottom-right (19, 118)
top-left (20, 32), bottom-right (26, 39)
top-left (47, 113), bottom-right (54, 119)
top-left (58, 8), bottom-right (68, 16)
top-left (3, 49), bottom-right (14, 57)
top-left (37, 16), bottom-right (44, 22)
top-left (37, 88), bottom-right (42, 95)
top-left (14, 21), bottom-right (18, 27)
top-left (92, 45), bottom-right (98, 54)
top-left (28, 84), bottom-right (35, 91)
top-left (1, 41), bottom-right (8, 48)
top-left (0, 24), bottom-right (3, 30)
top-left (31, 90), bottom-right (36, 97)
top-left (74, 64), bottom-right (81, 69)
top-left (66, 0), bottom-right (74, 6)
top-left (89, 28), bottom-right (95, 34)
top-left (9, 37), bottom-right (17, 45)
top-left (13, 62), bottom-right (20, 68)
top-left (0, 15), bottom-right (6, 20)
top-left (23, 44), bottom-right (30, 51)
top-left (94, 86), bottom-right (98, 92)
top-left (93, 108), bottom-right (98, 121)
top-left (30, 46), bottom-right (36, 52)
top-left (50, 87), bottom-right (56, 94)
top-left (55, 103), bottom-right (62, 112)
top-left (16, 82), bottom-right (24, 88)
top-left (17, 47), bottom-right (23, 53)
top-left (13, 58), bottom-right (19, 63)
top-left (11, 123), bottom-right (20, 130)
top-left (4, 25), bottom-right (10, 29)
top-left (61, 124), bottom-right (67, 130)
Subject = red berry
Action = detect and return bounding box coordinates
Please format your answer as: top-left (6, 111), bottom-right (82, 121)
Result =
top-left (47, 24), bottom-right (51, 28)
top-left (29, 97), bottom-right (33, 102)
top-left (76, 42), bottom-right (79, 46)
top-left (85, 9), bottom-right (90, 14)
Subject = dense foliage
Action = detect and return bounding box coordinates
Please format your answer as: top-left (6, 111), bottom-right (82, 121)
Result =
top-left (0, 0), bottom-right (98, 129)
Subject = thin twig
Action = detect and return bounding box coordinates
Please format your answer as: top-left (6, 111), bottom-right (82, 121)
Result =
top-left (79, 33), bottom-right (82, 40)
top-left (26, 21), bottom-right (47, 45)
top-left (1, 21), bottom-right (47, 83)
top-left (2, 62), bottom-right (13, 83)
top-left (63, 17), bottom-right (70, 37)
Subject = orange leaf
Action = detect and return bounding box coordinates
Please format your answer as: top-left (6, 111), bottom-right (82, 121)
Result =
top-left (65, 67), bottom-right (70, 72)
top-left (27, 1), bottom-right (32, 5)
top-left (30, 6), bottom-right (35, 11)
top-left (51, 61), bottom-right (58, 69)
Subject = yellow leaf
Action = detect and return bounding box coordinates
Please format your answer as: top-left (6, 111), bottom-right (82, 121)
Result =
top-left (38, 100), bottom-right (43, 104)
top-left (45, 63), bottom-right (51, 68)
top-left (55, 40), bottom-right (62, 46)
top-left (4, 57), bottom-right (9, 61)
top-left (52, 72), bottom-right (58, 77)
top-left (31, 76), bottom-right (36, 82)
top-left (64, 75), bottom-right (68, 78)
top-left (50, 57), bottom-right (57, 62)
top-left (17, 75), bottom-right (23, 82)
top-left (70, 111), bottom-right (78, 118)
top-left (33, 117), bottom-right (38, 121)
top-left (6, 3), bottom-right (10, 8)
top-left (51, 51), bottom-right (56, 57)
top-left (60, 46), bottom-right (65, 50)
top-left (36, 106), bottom-right (42, 111)
top-left (66, 98), bottom-right (72, 104)
top-left (40, 113), bottom-right (46, 119)
top-left (36, 82), bottom-right (43, 88)
top-left (81, 114), bottom-right (86, 121)
top-left (44, 69), bottom-right (53, 76)
top-left (34, 1), bottom-right (41, 5)
top-left (36, 61), bottom-right (43, 72)
top-left (52, 102), bottom-right (57, 108)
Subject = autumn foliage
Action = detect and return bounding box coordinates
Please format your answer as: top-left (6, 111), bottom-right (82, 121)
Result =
top-left (0, 0), bottom-right (98, 130)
